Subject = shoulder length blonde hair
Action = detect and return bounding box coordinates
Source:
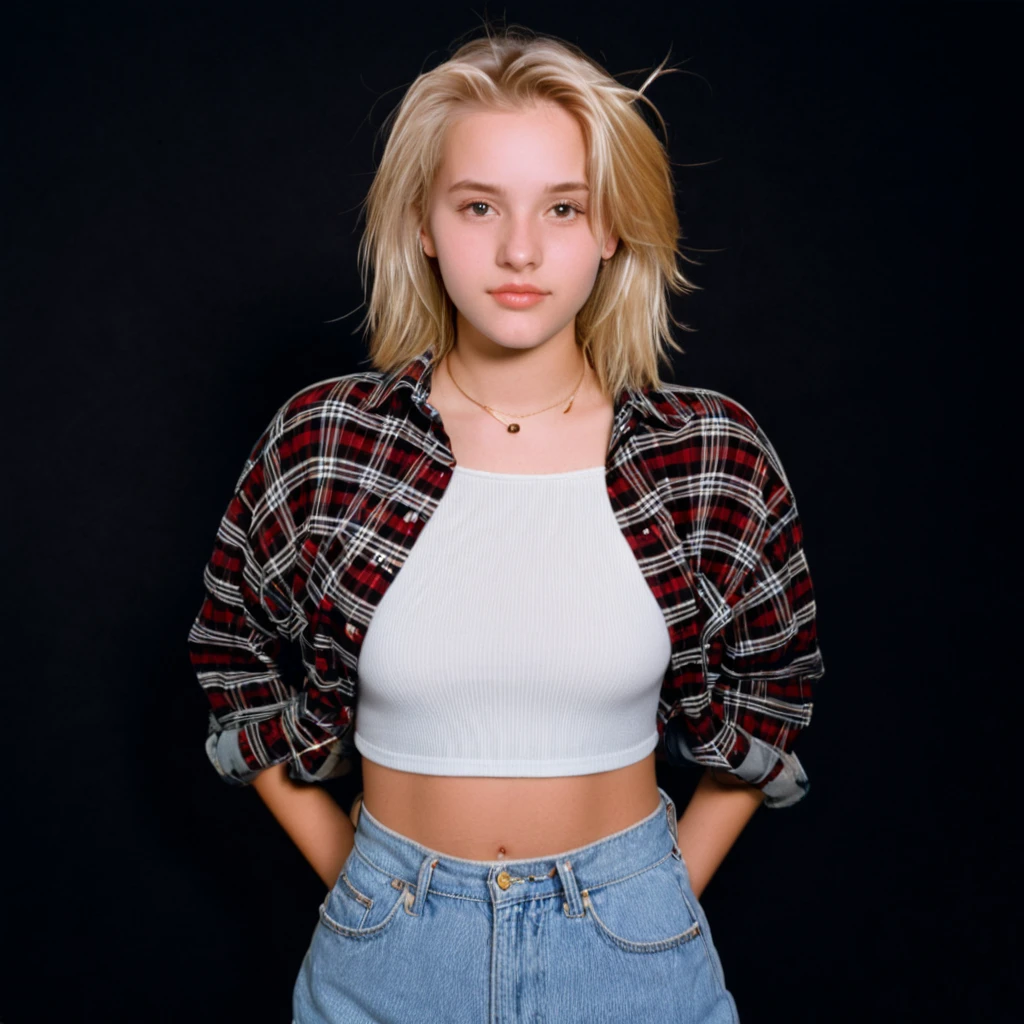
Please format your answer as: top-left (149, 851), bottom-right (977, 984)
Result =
top-left (355, 23), bottom-right (701, 399)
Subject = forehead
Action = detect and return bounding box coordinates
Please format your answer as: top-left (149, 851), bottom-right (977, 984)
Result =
top-left (438, 102), bottom-right (587, 182)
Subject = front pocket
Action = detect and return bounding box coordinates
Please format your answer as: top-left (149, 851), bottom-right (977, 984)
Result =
top-left (318, 846), bottom-right (409, 940)
top-left (580, 852), bottom-right (702, 954)
top-left (667, 854), bottom-right (731, 994)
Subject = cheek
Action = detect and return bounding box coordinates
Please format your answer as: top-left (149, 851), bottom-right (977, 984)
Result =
top-left (551, 232), bottom-right (601, 272)
top-left (434, 214), bottom-right (484, 250)
top-left (556, 248), bottom-right (603, 302)
top-left (435, 254), bottom-right (482, 306)
top-left (434, 231), bottom-right (490, 281)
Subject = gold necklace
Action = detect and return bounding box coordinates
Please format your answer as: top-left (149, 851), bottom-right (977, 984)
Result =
top-left (444, 350), bottom-right (587, 434)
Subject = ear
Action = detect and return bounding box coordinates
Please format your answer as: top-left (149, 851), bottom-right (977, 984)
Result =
top-left (419, 223), bottom-right (437, 259)
top-left (601, 233), bottom-right (619, 261)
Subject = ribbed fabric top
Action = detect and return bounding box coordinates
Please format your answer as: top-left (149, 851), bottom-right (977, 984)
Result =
top-left (354, 463), bottom-right (673, 776)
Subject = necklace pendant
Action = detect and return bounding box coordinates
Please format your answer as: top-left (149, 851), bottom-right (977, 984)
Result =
top-left (507, 423), bottom-right (520, 433)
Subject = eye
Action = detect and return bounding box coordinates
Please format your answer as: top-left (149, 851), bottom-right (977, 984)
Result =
top-left (457, 200), bottom-right (586, 220)
top-left (552, 202), bottom-right (585, 220)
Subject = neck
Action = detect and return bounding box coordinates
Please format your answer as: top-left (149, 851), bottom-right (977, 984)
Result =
top-left (441, 337), bottom-right (592, 414)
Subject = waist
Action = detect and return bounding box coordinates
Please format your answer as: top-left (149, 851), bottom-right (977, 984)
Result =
top-left (348, 780), bottom-right (681, 904)
top-left (355, 751), bottom-right (661, 860)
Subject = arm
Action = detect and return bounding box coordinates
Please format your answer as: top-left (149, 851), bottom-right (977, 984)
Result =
top-left (662, 413), bottom-right (823, 814)
top-left (251, 764), bottom-right (356, 889)
top-left (674, 768), bottom-right (765, 900)
top-left (187, 412), bottom-right (353, 788)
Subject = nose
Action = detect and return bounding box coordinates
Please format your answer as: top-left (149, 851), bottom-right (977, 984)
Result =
top-left (496, 213), bottom-right (541, 270)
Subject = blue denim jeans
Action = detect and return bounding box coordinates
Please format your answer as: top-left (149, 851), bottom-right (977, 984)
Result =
top-left (293, 784), bottom-right (739, 1023)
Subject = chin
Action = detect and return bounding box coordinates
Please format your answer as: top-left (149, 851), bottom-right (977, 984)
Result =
top-left (487, 333), bottom-right (563, 353)
top-left (461, 318), bottom-right (557, 351)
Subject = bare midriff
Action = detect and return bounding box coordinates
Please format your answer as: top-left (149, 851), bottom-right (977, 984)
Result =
top-left (357, 351), bottom-right (664, 860)
top-left (360, 751), bottom-right (663, 860)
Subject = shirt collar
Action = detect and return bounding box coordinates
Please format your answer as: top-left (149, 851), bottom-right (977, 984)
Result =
top-left (362, 344), bottom-right (674, 427)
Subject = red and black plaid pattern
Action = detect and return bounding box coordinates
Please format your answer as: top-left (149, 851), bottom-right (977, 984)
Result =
top-left (187, 345), bottom-right (824, 807)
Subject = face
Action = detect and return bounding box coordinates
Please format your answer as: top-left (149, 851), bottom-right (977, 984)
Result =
top-left (419, 101), bottom-right (618, 354)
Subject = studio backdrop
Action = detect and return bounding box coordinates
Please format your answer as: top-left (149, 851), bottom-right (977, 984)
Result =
top-left (4, 3), bottom-right (1012, 1022)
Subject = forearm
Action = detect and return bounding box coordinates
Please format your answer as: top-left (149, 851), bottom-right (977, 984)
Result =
top-left (674, 768), bottom-right (765, 900)
top-left (251, 763), bottom-right (355, 889)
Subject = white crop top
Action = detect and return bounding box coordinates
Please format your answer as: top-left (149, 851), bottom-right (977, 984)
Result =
top-left (353, 463), bottom-right (673, 776)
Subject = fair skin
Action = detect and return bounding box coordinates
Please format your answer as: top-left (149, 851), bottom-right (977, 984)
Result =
top-left (254, 99), bottom-right (764, 900)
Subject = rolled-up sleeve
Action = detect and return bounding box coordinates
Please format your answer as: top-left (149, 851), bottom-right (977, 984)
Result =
top-left (663, 412), bottom-right (825, 808)
top-left (713, 470), bottom-right (822, 807)
top-left (186, 423), bottom-right (349, 787)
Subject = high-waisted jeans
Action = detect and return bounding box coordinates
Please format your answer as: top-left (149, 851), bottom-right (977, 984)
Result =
top-left (292, 784), bottom-right (740, 1023)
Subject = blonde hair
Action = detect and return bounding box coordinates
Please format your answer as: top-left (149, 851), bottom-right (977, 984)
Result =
top-left (355, 22), bottom-right (702, 398)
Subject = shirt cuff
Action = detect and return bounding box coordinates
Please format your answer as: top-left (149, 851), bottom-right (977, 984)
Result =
top-left (662, 718), bottom-right (811, 809)
top-left (204, 707), bottom-right (355, 786)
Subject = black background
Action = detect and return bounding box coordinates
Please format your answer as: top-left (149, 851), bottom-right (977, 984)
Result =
top-left (4, 3), bottom-right (1016, 1021)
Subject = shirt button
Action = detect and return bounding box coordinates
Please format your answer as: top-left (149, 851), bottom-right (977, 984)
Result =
top-left (345, 623), bottom-right (360, 640)
top-left (403, 510), bottom-right (418, 523)
top-left (642, 528), bottom-right (650, 535)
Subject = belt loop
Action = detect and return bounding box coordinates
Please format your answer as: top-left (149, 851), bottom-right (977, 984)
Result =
top-left (406, 854), bottom-right (439, 916)
top-left (556, 858), bottom-right (586, 918)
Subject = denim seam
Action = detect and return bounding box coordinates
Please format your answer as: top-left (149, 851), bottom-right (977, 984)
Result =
top-left (339, 870), bottom-right (374, 909)
top-left (350, 842), bottom-right (407, 886)
top-left (318, 889), bottom-right (406, 939)
top-left (674, 876), bottom-right (729, 996)
top-left (582, 895), bottom-right (702, 954)
top-left (353, 845), bottom-right (677, 904)
top-left (574, 848), bottom-right (676, 897)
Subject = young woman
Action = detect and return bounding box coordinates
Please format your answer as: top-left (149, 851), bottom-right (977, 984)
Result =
top-left (187, 25), bottom-right (824, 1024)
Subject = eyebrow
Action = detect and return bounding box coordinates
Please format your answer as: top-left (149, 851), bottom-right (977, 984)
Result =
top-left (447, 179), bottom-right (590, 196)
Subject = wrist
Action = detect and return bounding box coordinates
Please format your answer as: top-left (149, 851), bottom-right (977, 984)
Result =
top-left (708, 767), bottom-right (762, 794)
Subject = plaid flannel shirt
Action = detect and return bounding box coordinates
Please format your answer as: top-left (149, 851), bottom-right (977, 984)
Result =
top-left (186, 345), bottom-right (824, 808)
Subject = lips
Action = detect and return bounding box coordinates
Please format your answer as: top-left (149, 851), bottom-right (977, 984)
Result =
top-left (490, 284), bottom-right (546, 294)
top-left (490, 290), bottom-right (547, 309)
